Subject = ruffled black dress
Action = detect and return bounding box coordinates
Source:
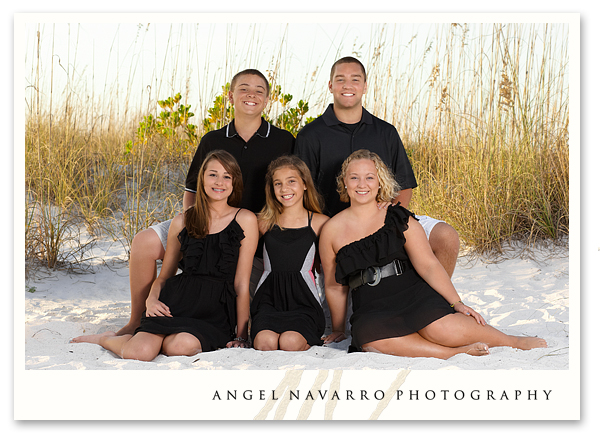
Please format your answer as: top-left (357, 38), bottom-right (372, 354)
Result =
top-left (135, 217), bottom-right (244, 352)
top-left (250, 213), bottom-right (325, 347)
top-left (335, 205), bottom-right (455, 352)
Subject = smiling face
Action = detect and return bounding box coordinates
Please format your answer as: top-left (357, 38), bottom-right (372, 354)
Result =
top-left (272, 166), bottom-right (307, 208)
top-left (328, 62), bottom-right (367, 111)
top-left (343, 159), bottom-right (380, 205)
top-left (203, 159), bottom-right (233, 202)
top-left (228, 74), bottom-right (269, 117)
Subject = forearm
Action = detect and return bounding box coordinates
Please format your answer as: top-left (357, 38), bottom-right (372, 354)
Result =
top-left (418, 262), bottom-right (461, 305)
top-left (393, 188), bottom-right (412, 208)
top-left (235, 289), bottom-right (250, 339)
top-left (326, 284), bottom-right (349, 333)
top-left (147, 278), bottom-right (166, 303)
top-left (183, 191), bottom-right (195, 211)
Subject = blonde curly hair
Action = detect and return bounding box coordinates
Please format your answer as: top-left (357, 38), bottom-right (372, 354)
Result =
top-left (336, 149), bottom-right (400, 204)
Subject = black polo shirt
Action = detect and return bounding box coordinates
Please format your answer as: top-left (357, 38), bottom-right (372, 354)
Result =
top-left (185, 118), bottom-right (295, 213)
top-left (295, 104), bottom-right (417, 216)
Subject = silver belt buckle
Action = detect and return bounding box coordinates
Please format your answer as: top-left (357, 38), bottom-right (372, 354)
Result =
top-left (367, 266), bottom-right (382, 286)
top-left (393, 259), bottom-right (403, 275)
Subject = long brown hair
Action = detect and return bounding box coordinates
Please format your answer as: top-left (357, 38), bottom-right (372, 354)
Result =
top-left (259, 155), bottom-right (323, 231)
top-left (185, 150), bottom-right (243, 239)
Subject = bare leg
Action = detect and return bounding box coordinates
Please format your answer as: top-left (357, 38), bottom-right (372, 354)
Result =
top-left (161, 333), bottom-right (203, 356)
top-left (363, 332), bottom-right (489, 360)
top-left (71, 331), bottom-right (118, 344)
top-left (118, 332), bottom-right (165, 361)
top-left (428, 222), bottom-right (460, 278)
top-left (253, 330), bottom-right (280, 351)
top-left (71, 331), bottom-right (165, 362)
top-left (279, 331), bottom-right (310, 352)
top-left (419, 313), bottom-right (548, 351)
top-left (116, 229), bottom-right (165, 336)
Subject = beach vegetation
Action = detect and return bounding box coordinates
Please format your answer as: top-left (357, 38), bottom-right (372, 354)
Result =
top-left (23, 22), bottom-right (569, 271)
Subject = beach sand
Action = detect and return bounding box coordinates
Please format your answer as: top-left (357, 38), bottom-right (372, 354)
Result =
top-left (23, 238), bottom-right (569, 372)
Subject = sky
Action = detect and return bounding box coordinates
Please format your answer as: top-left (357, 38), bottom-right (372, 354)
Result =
top-left (20, 19), bottom-right (440, 119)
top-left (21, 21), bottom-right (382, 111)
top-left (19, 16), bottom-right (571, 129)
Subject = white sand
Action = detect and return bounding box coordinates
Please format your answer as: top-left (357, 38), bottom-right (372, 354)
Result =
top-left (23, 237), bottom-right (569, 371)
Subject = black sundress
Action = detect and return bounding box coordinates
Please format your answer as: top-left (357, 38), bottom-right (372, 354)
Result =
top-left (135, 214), bottom-right (244, 352)
top-left (250, 212), bottom-right (325, 346)
top-left (335, 205), bottom-right (455, 352)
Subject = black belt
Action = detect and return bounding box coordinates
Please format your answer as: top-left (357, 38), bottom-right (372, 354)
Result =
top-left (348, 259), bottom-right (411, 290)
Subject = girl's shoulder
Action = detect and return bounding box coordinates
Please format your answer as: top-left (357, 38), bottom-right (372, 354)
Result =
top-left (257, 217), bottom-right (271, 236)
top-left (234, 208), bottom-right (258, 230)
top-left (319, 210), bottom-right (348, 244)
top-left (171, 211), bottom-right (186, 230)
top-left (310, 212), bottom-right (330, 236)
top-left (321, 208), bottom-right (349, 230)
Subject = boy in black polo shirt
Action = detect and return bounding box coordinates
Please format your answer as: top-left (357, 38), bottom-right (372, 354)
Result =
top-left (117, 69), bottom-right (294, 336)
top-left (295, 57), bottom-right (460, 278)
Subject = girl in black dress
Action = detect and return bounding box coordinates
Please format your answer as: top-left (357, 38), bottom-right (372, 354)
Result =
top-left (319, 149), bottom-right (547, 359)
top-left (71, 150), bottom-right (259, 361)
top-left (251, 155), bottom-right (329, 351)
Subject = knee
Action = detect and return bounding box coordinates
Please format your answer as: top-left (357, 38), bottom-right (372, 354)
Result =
top-left (252, 332), bottom-right (279, 351)
top-left (131, 229), bottom-right (165, 261)
top-left (429, 223), bottom-right (460, 255)
top-left (279, 332), bottom-right (308, 351)
top-left (163, 334), bottom-right (202, 357)
top-left (122, 342), bottom-right (160, 362)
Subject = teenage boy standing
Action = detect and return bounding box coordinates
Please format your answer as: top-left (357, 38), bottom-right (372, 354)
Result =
top-left (295, 57), bottom-right (460, 278)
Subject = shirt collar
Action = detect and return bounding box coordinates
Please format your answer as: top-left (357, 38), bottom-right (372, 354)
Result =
top-left (322, 104), bottom-right (373, 127)
top-left (225, 117), bottom-right (271, 139)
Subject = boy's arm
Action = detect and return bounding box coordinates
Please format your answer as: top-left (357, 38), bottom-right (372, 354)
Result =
top-left (182, 135), bottom-right (210, 210)
top-left (183, 191), bottom-right (195, 211)
top-left (393, 188), bottom-right (412, 208)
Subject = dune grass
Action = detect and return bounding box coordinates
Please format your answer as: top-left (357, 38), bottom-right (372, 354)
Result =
top-left (408, 24), bottom-right (569, 253)
top-left (23, 22), bottom-right (569, 269)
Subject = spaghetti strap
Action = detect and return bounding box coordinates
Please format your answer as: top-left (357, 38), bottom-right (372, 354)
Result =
top-left (308, 211), bottom-right (314, 227)
top-left (234, 208), bottom-right (243, 219)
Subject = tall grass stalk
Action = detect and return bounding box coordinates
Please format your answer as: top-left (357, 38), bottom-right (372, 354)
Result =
top-left (24, 22), bottom-right (569, 268)
top-left (386, 23), bottom-right (570, 253)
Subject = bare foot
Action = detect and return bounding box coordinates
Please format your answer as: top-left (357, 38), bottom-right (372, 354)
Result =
top-left (70, 331), bottom-right (117, 344)
top-left (463, 342), bottom-right (490, 357)
top-left (514, 336), bottom-right (547, 350)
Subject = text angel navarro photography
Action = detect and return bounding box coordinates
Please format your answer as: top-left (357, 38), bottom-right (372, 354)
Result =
top-left (212, 388), bottom-right (553, 402)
